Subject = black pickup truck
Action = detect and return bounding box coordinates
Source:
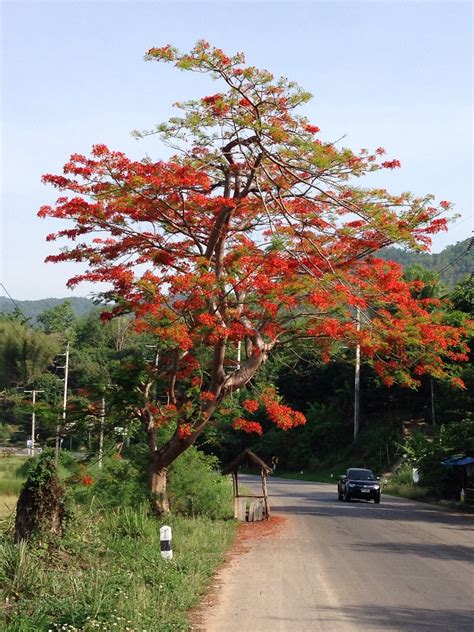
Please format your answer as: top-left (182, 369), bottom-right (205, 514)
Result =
top-left (338, 468), bottom-right (381, 503)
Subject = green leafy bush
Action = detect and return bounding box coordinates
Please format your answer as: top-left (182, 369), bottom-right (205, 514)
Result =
top-left (73, 447), bottom-right (232, 519)
top-left (168, 447), bottom-right (233, 519)
top-left (73, 456), bottom-right (147, 509)
top-left (400, 418), bottom-right (474, 500)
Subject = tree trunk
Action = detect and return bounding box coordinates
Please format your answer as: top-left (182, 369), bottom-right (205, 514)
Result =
top-left (147, 428), bottom-right (201, 515)
top-left (148, 453), bottom-right (171, 515)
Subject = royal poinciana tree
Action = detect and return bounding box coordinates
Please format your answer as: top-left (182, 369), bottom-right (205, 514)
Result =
top-left (39, 42), bottom-right (469, 514)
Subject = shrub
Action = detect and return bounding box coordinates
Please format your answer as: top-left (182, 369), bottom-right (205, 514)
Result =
top-left (72, 447), bottom-right (232, 518)
top-left (108, 504), bottom-right (156, 540)
top-left (73, 456), bottom-right (147, 509)
top-left (402, 420), bottom-right (474, 500)
top-left (168, 447), bottom-right (233, 519)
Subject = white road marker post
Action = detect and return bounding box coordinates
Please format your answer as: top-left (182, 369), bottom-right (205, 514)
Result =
top-left (160, 525), bottom-right (172, 561)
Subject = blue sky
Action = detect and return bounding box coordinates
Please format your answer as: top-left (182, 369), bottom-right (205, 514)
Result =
top-left (1, 1), bottom-right (472, 300)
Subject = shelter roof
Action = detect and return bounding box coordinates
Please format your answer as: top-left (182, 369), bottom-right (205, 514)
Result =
top-left (222, 449), bottom-right (272, 475)
top-left (442, 455), bottom-right (474, 466)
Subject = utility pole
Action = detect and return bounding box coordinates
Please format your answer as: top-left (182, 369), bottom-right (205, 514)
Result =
top-left (98, 396), bottom-right (105, 469)
top-left (24, 389), bottom-right (44, 456)
top-left (55, 341), bottom-right (70, 462)
top-left (353, 306), bottom-right (361, 442)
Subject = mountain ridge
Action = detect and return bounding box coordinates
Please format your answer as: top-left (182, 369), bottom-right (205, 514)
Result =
top-left (0, 296), bottom-right (97, 321)
top-left (1, 239), bottom-right (471, 319)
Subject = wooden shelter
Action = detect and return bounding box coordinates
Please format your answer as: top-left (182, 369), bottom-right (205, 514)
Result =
top-left (222, 449), bottom-right (272, 521)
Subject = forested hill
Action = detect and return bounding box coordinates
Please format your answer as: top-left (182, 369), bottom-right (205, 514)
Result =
top-left (0, 296), bottom-right (96, 321)
top-left (378, 238), bottom-right (473, 288)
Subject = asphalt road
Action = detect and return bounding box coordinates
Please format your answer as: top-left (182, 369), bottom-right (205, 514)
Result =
top-left (199, 476), bottom-right (474, 632)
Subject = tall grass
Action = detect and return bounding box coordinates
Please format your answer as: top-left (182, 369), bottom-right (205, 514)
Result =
top-left (0, 456), bottom-right (26, 499)
top-left (383, 464), bottom-right (430, 500)
top-left (0, 506), bottom-right (236, 631)
top-left (0, 456), bottom-right (25, 518)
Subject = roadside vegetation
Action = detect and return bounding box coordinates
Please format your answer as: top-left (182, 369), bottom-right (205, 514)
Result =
top-left (0, 448), bottom-right (235, 631)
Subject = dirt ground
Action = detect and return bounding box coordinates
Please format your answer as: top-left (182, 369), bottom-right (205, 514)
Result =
top-left (188, 515), bottom-right (288, 631)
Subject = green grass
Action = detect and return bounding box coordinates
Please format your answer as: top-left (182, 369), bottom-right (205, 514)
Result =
top-left (0, 457), bottom-right (26, 518)
top-left (0, 504), bottom-right (237, 631)
top-left (382, 482), bottom-right (430, 501)
top-left (0, 478), bottom-right (23, 496)
top-left (0, 456), bottom-right (27, 478)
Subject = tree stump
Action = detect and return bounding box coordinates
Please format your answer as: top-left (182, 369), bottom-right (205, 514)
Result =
top-left (14, 450), bottom-right (67, 543)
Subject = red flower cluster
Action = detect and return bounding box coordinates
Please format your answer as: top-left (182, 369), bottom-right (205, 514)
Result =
top-left (381, 159), bottom-right (401, 169)
top-left (200, 391), bottom-right (215, 401)
top-left (81, 474), bottom-right (94, 486)
top-left (263, 393), bottom-right (306, 430)
top-left (232, 418), bottom-right (263, 435)
top-left (178, 423), bottom-right (193, 440)
top-left (242, 399), bottom-right (260, 413)
top-left (202, 93), bottom-right (230, 116)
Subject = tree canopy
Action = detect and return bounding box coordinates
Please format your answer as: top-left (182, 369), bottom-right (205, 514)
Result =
top-left (38, 42), bottom-right (470, 513)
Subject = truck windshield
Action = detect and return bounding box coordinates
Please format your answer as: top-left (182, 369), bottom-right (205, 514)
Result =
top-left (347, 469), bottom-right (375, 481)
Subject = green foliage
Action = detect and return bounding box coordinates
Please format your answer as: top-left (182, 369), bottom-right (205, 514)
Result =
top-left (451, 275), bottom-right (474, 315)
top-left (401, 419), bottom-right (474, 499)
top-left (72, 446), bottom-right (233, 520)
top-left (168, 447), bottom-right (233, 519)
top-left (15, 449), bottom-right (69, 542)
top-left (382, 463), bottom-right (429, 500)
top-left (0, 319), bottom-right (59, 388)
top-left (73, 456), bottom-right (147, 509)
top-left (15, 452), bottom-right (79, 488)
top-left (18, 449), bottom-right (59, 491)
top-left (108, 503), bottom-right (155, 540)
top-left (37, 300), bottom-right (77, 340)
top-left (403, 264), bottom-right (443, 299)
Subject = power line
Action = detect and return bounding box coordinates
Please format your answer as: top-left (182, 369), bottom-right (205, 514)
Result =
top-left (0, 283), bottom-right (29, 320)
top-left (436, 235), bottom-right (474, 275)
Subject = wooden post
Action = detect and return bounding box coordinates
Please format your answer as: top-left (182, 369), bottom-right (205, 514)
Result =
top-left (232, 471), bottom-right (238, 519)
top-left (248, 499), bottom-right (256, 522)
top-left (262, 470), bottom-right (270, 519)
